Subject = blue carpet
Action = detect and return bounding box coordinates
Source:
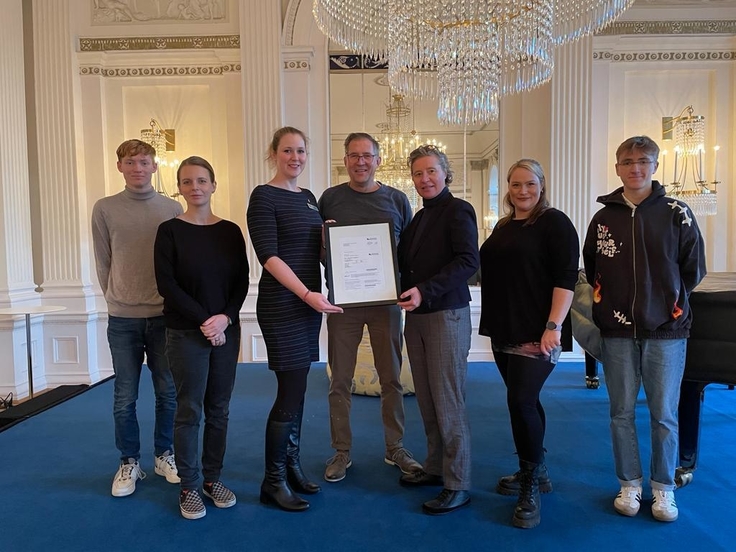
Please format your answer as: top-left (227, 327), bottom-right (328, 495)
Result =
top-left (0, 362), bottom-right (733, 551)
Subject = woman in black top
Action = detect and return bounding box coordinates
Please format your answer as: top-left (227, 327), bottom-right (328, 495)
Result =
top-left (247, 127), bottom-right (342, 512)
top-left (154, 156), bottom-right (249, 520)
top-left (479, 159), bottom-right (579, 529)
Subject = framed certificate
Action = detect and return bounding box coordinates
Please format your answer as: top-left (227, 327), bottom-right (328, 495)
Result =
top-left (325, 221), bottom-right (400, 308)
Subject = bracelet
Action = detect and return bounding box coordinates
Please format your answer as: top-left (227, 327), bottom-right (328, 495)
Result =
top-left (302, 289), bottom-right (311, 301)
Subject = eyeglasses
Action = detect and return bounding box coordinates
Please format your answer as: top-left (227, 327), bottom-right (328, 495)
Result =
top-left (346, 153), bottom-right (377, 162)
top-left (618, 160), bottom-right (655, 167)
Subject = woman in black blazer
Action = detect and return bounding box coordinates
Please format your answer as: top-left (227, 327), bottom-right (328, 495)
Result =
top-left (396, 145), bottom-right (479, 516)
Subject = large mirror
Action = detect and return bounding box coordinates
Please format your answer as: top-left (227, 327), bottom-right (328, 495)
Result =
top-left (328, 55), bottom-right (500, 245)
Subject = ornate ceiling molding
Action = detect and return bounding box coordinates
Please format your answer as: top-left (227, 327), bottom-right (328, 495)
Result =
top-left (596, 20), bottom-right (736, 36)
top-left (79, 63), bottom-right (241, 77)
top-left (78, 35), bottom-right (240, 52)
top-left (593, 50), bottom-right (735, 61)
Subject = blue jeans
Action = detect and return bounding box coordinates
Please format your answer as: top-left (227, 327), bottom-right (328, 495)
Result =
top-left (601, 337), bottom-right (686, 491)
top-left (107, 315), bottom-right (176, 461)
top-left (166, 326), bottom-right (240, 490)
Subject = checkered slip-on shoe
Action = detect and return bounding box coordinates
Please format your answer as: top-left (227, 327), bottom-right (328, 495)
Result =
top-left (203, 481), bottom-right (237, 509)
top-left (180, 489), bottom-right (206, 520)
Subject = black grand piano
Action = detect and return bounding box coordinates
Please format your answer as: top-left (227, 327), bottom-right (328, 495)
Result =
top-left (676, 272), bottom-right (736, 486)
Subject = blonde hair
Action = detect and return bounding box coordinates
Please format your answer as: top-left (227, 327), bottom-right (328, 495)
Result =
top-left (266, 126), bottom-right (308, 167)
top-left (496, 158), bottom-right (550, 228)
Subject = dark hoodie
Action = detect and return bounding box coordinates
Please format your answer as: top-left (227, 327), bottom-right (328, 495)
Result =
top-left (582, 181), bottom-right (706, 339)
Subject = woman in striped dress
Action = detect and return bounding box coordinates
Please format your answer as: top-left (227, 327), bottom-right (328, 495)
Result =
top-left (247, 127), bottom-right (343, 511)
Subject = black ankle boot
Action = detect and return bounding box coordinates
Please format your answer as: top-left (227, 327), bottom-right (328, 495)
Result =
top-left (260, 419), bottom-right (309, 512)
top-left (286, 409), bottom-right (321, 495)
top-left (496, 463), bottom-right (552, 496)
top-left (512, 460), bottom-right (541, 529)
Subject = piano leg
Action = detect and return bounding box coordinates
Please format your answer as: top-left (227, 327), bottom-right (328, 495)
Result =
top-left (585, 352), bottom-right (600, 389)
top-left (676, 380), bottom-right (707, 488)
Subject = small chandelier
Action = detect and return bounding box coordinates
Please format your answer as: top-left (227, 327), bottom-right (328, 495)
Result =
top-left (661, 106), bottom-right (719, 217)
top-left (375, 94), bottom-right (446, 209)
top-left (313, 0), bottom-right (633, 126)
top-left (140, 118), bottom-right (180, 197)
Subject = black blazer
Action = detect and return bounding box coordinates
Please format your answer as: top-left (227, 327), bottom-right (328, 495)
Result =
top-left (397, 189), bottom-right (479, 314)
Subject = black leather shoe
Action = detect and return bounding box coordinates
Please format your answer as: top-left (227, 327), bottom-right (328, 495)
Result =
top-left (400, 470), bottom-right (444, 487)
top-left (422, 488), bottom-right (470, 515)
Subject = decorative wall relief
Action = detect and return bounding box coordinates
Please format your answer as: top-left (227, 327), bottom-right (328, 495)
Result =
top-left (92, 0), bottom-right (226, 24)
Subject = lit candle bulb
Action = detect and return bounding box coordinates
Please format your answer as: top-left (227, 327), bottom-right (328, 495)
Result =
top-left (699, 146), bottom-right (704, 181)
top-left (673, 148), bottom-right (679, 182)
top-left (661, 150), bottom-right (667, 183)
top-left (713, 145), bottom-right (720, 181)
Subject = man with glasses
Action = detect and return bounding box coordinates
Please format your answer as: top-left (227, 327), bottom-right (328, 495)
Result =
top-left (583, 135), bottom-right (706, 523)
top-left (318, 132), bottom-right (421, 482)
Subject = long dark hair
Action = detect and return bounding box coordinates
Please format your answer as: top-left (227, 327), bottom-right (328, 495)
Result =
top-left (496, 158), bottom-right (550, 228)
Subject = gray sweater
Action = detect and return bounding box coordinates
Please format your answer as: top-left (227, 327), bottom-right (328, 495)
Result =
top-left (318, 182), bottom-right (412, 244)
top-left (92, 187), bottom-right (183, 318)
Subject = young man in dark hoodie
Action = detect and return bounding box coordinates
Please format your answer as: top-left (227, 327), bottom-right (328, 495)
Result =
top-left (583, 136), bottom-right (706, 523)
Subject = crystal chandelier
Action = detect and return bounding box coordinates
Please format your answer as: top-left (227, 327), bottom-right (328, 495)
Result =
top-left (375, 94), bottom-right (446, 209)
top-left (140, 118), bottom-right (180, 197)
top-left (661, 106), bottom-right (719, 217)
top-left (313, 0), bottom-right (633, 126)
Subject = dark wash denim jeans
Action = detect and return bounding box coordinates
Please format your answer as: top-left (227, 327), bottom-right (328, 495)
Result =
top-left (166, 326), bottom-right (240, 490)
top-left (107, 315), bottom-right (176, 462)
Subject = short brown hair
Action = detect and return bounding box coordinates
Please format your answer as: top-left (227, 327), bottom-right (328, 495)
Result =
top-left (344, 132), bottom-right (379, 155)
top-left (615, 136), bottom-right (660, 162)
top-left (116, 139), bottom-right (156, 162)
top-left (177, 156), bottom-right (215, 184)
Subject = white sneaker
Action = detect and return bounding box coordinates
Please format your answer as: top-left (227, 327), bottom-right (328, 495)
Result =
top-left (154, 451), bottom-right (180, 484)
top-left (111, 460), bottom-right (146, 497)
top-left (652, 489), bottom-right (678, 522)
top-left (613, 485), bottom-right (642, 516)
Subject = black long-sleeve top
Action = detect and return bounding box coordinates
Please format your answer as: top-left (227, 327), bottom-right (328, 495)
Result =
top-left (479, 208), bottom-right (579, 345)
top-left (154, 218), bottom-right (250, 330)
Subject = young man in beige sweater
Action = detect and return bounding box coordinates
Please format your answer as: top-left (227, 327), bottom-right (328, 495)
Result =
top-left (92, 139), bottom-right (183, 497)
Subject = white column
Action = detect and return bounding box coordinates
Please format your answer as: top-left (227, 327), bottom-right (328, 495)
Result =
top-left (238, 1), bottom-right (283, 361)
top-left (29, 0), bottom-right (104, 387)
top-left (239, 0), bottom-right (282, 273)
top-left (33, 0), bottom-right (94, 299)
top-left (240, 0), bottom-right (282, 188)
top-left (0, 0), bottom-right (40, 398)
top-left (550, 37), bottom-right (594, 241)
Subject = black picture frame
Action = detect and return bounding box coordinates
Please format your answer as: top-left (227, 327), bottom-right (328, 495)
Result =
top-left (324, 220), bottom-right (400, 308)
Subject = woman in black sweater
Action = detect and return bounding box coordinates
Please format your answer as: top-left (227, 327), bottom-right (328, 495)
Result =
top-left (479, 159), bottom-right (579, 529)
top-left (154, 156), bottom-right (249, 520)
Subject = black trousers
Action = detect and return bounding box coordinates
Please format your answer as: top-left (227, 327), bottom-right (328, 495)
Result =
top-left (495, 351), bottom-right (555, 465)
